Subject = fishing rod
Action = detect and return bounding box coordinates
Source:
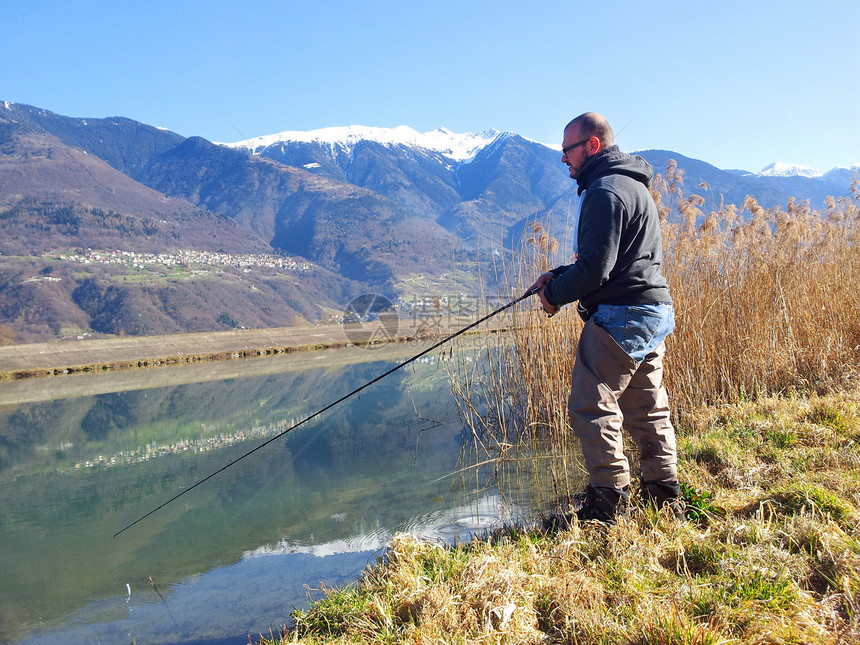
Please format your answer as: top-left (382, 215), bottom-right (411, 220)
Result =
top-left (114, 287), bottom-right (540, 537)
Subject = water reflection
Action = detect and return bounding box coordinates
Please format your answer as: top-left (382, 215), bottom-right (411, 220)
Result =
top-left (0, 343), bottom-right (516, 644)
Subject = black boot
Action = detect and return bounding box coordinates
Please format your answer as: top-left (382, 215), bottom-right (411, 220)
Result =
top-left (540, 485), bottom-right (629, 532)
top-left (576, 484), bottom-right (630, 524)
top-left (642, 480), bottom-right (684, 519)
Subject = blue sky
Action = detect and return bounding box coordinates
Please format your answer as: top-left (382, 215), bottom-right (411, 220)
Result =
top-left (2, 0), bottom-right (858, 173)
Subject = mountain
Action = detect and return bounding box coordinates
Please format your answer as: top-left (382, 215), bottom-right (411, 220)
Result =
top-left (221, 126), bottom-right (576, 247)
top-left (222, 124), bottom-right (499, 162)
top-left (2, 102), bottom-right (185, 176)
top-left (1, 101), bottom-right (856, 343)
top-left (0, 121), bottom-right (269, 255)
top-left (138, 135), bottom-right (456, 283)
top-left (629, 149), bottom-right (859, 215)
top-left (221, 125), bottom-right (572, 241)
top-left (756, 162), bottom-right (823, 178)
top-left (225, 129), bottom-right (857, 238)
top-left (0, 103), bottom-right (356, 341)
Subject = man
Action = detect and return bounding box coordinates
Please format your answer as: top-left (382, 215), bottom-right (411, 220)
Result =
top-left (528, 112), bottom-right (681, 524)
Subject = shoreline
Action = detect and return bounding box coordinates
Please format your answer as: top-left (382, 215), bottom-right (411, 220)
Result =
top-left (0, 316), bottom-right (509, 380)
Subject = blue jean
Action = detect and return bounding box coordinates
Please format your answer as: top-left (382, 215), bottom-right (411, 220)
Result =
top-left (591, 304), bottom-right (675, 363)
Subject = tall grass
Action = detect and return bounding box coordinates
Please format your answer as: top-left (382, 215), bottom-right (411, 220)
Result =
top-left (656, 161), bottom-right (860, 410)
top-left (447, 213), bottom-right (586, 510)
top-left (448, 162), bottom-right (860, 510)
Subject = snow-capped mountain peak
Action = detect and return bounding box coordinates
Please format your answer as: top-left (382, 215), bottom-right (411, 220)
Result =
top-left (756, 162), bottom-right (823, 178)
top-left (221, 125), bottom-right (502, 162)
top-left (412, 127), bottom-right (502, 161)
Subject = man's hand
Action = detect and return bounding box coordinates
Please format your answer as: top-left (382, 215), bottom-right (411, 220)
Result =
top-left (524, 272), bottom-right (553, 296)
top-left (525, 272), bottom-right (560, 316)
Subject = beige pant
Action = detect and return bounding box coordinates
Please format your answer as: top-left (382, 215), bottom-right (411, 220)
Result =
top-left (568, 318), bottom-right (678, 489)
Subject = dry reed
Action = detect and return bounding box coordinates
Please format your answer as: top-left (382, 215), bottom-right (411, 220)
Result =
top-left (448, 161), bottom-right (860, 512)
top-left (657, 164), bottom-right (860, 409)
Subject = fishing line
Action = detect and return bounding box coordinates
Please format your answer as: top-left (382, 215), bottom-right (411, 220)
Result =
top-left (114, 288), bottom-right (539, 537)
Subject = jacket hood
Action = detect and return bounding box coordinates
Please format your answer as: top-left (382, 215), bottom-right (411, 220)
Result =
top-left (575, 145), bottom-right (654, 195)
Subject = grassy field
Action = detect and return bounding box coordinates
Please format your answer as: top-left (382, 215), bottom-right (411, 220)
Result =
top-left (255, 166), bottom-right (860, 644)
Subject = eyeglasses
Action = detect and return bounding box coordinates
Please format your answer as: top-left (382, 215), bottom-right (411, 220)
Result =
top-left (561, 137), bottom-right (590, 157)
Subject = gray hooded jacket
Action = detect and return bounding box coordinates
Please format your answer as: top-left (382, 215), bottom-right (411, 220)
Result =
top-left (543, 146), bottom-right (671, 314)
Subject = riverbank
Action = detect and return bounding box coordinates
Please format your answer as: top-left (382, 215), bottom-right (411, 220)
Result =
top-left (258, 387), bottom-right (860, 644)
top-left (0, 315), bottom-right (498, 380)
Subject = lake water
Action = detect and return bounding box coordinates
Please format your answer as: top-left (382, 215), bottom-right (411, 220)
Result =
top-left (0, 340), bottom-right (525, 644)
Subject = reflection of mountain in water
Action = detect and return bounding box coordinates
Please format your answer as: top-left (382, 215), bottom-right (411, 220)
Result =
top-left (0, 353), bottom-right (475, 645)
top-left (246, 493), bottom-right (525, 559)
top-left (16, 494), bottom-right (522, 645)
top-left (0, 353), bottom-right (450, 477)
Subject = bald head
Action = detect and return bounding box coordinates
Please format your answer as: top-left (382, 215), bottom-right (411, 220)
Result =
top-left (565, 112), bottom-right (615, 148)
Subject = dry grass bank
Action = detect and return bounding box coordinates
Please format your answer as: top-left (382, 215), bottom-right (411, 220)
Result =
top-left (259, 387), bottom-right (860, 643)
